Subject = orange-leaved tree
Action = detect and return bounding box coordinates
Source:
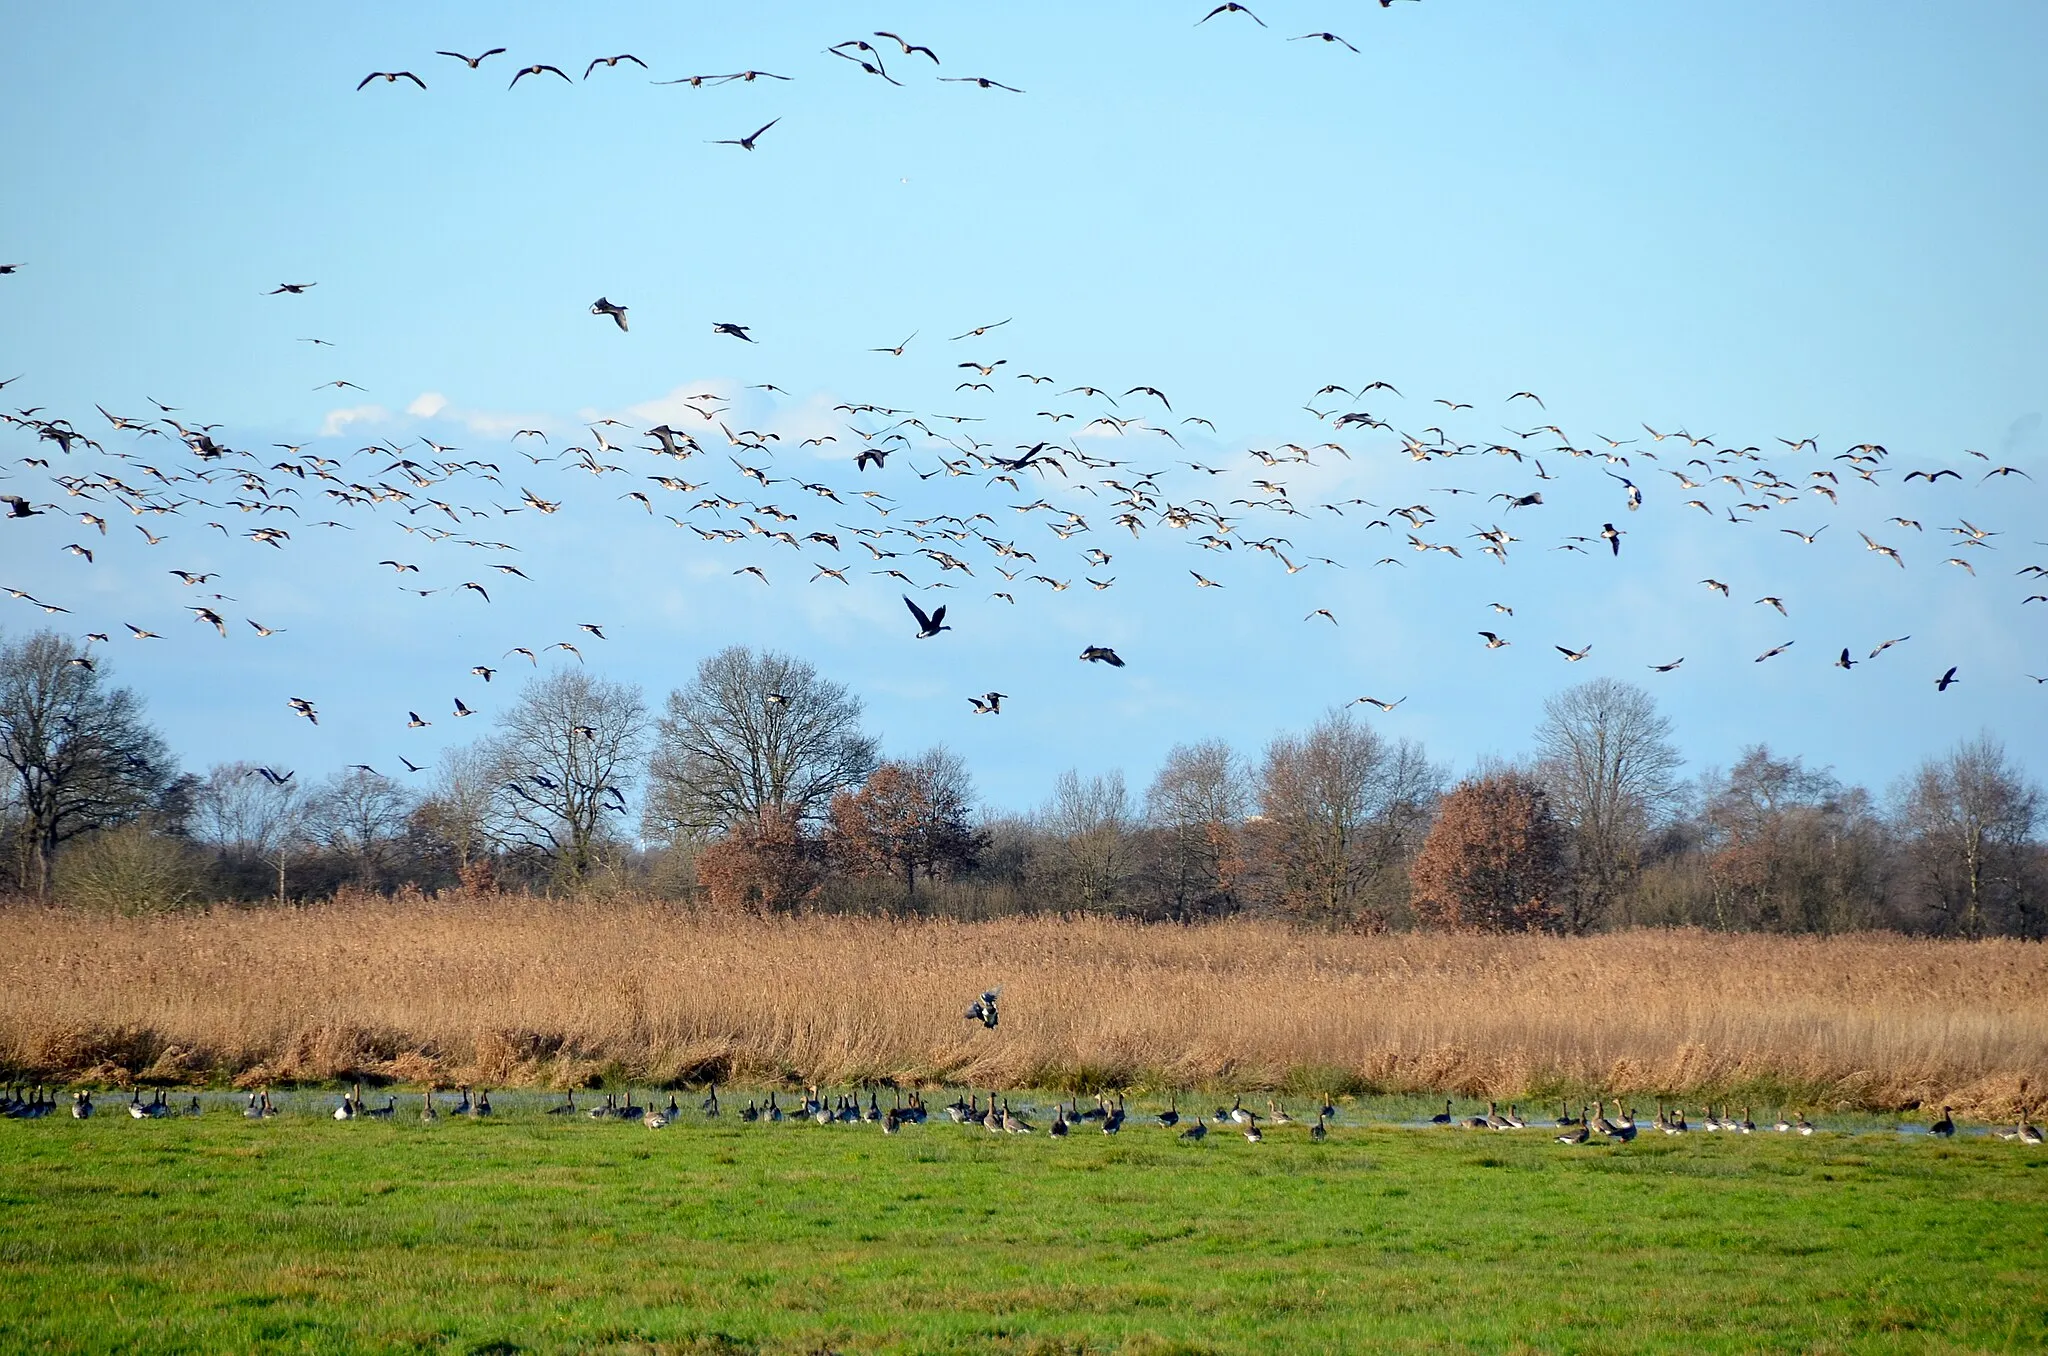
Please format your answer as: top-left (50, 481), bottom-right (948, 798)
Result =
top-left (696, 807), bottom-right (818, 914)
top-left (1409, 770), bottom-right (1566, 932)
top-left (825, 749), bottom-right (980, 901)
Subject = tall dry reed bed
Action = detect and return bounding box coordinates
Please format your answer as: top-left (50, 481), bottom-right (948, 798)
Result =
top-left (2, 895), bottom-right (2043, 1114)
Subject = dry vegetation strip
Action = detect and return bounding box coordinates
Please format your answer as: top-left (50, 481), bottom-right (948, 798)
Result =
top-left (2, 895), bottom-right (2043, 1113)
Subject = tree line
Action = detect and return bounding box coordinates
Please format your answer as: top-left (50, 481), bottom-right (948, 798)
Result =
top-left (3, 628), bottom-right (2042, 936)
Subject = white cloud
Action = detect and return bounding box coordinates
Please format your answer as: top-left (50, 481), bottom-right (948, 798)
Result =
top-left (406, 391), bottom-right (448, 419)
top-left (319, 404), bottom-right (390, 437)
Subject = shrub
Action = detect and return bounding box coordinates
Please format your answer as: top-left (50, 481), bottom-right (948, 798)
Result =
top-left (55, 820), bottom-right (207, 915)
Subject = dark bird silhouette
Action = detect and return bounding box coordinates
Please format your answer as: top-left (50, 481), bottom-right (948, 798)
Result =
top-left (939, 76), bottom-right (1024, 92)
top-left (712, 322), bottom-right (755, 341)
top-left (1198, 3), bottom-right (1265, 26)
top-left (1936, 666), bottom-right (1959, 692)
top-left (590, 297), bottom-right (628, 331)
top-left (711, 119), bottom-right (780, 150)
top-left (267, 282), bottom-right (316, 295)
top-left (509, 64), bottom-right (572, 88)
top-left (903, 595), bottom-right (951, 638)
top-left (357, 71), bottom-right (426, 90)
top-left (436, 48), bottom-right (506, 68)
top-left (1289, 31), bottom-right (1359, 51)
top-left (875, 31), bottom-right (940, 63)
top-left (1079, 645), bottom-right (1125, 666)
top-left (583, 54), bottom-right (647, 79)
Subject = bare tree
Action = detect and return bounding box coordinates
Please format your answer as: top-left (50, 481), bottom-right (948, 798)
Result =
top-left (1144, 739), bottom-right (1249, 920)
top-left (1534, 678), bottom-right (1682, 930)
top-left (304, 768), bottom-right (415, 886)
top-left (0, 629), bottom-right (174, 893)
top-left (189, 761), bottom-right (309, 902)
top-left (1893, 735), bottom-right (2042, 938)
top-left (644, 646), bottom-right (876, 839)
top-left (412, 743), bottom-right (497, 872)
top-left (487, 668), bottom-right (649, 883)
top-left (1039, 768), bottom-right (1136, 912)
top-left (1252, 708), bottom-right (1439, 927)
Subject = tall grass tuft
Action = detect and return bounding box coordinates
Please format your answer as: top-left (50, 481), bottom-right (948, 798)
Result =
top-left (1, 891), bottom-right (2042, 1114)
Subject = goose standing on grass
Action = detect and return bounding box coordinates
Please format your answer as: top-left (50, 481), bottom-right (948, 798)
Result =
top-left (448, 1086), bottom-right (472, 1116)
top-left (765, 1092), bottom-right (782, 1122)
top-left (2018, 1115), bottom-right (2043, 1145)
top-left (1737, 1106), bottom-right (1755, 1133)
top-left (702, 1084), bottom-right (721, 1118)
top-left (1156, 1092), bottom-right (1180, 1129)
top-left (1501, 1104), bottom-right (1526, 1130)
top-left (472, 1089), bottom-right (493, 1118)
top-left (72, 1090), bottom-right (93, 1119)
top-left (1556, 1117), bottom-right (1590, 1145)
top-left (1102, 1096), bottom-right (1124, 1134)
top-left (1430, 1099), bottom-right (1453, 1126)
top-left (1482, 1101), bottom-right (1507, 1130)
top-left (1320, 1092), bottom-right (1337, 1122)
top-left (1609, 1106), bottom-right (1639, 1142)
top-left (421, 1091), bottom-right (438, 1122)
top-left (1180, 1119), bottom-right (1207, 1142)
top-left (1243, 1113), bottom-right (1263, 1143)
top-left (1049, 1104), bottom-right (1070, 1137)
top-left (366, 1095), bottom-right (396, 1119)
top-left (1556, 1102), bottom-right (1580, 1128)
top-left (545, 1090), bottom-right (576, 1116)
top-left (334, 1089), bottom-right (357, 1121)
top-left (1002, 1099), bottom-right (1034, 1134)
top-left (1795, 1112), bottom-right (1815, 1136)
top-left (643, 1102), bottom-right (669, 1129)
top-left (741, 1099), bottom-right (760, 1123)
top-left (1774, 1111), bottom-right (1793, 1133)
top-left (1268, 1099), bottom-right (1294, 1127)
top-left (243, 1091), bottom-right (264, 1120)
top-left (1589, 1101), bottom-right (1614, 1137)
top-left (1930, 1106), bottom-right (1955, 1139)
top-left (129, 1088), bottom-right (149, 1119)
top-left (1309, 1113), bottom-right (1328, 1142)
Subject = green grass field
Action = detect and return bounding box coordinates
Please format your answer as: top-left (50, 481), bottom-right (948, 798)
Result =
top-left (1, 1097), bottom-right (2043, 1354)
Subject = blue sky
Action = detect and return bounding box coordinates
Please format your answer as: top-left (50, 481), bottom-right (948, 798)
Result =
top-left (1, 2), bottom-right (2043, 816)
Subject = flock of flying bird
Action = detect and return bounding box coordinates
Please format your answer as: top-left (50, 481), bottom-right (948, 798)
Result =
top-left (3, 262), bottom-right (2041, 769)
top-left (3, 13), bottom-right (2043, 795)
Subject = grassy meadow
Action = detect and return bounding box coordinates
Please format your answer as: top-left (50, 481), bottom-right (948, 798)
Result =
top-left (3, 897), bottom-right (2046, 1114)
top-left (1, 1101), bottom-right (2044, 1354)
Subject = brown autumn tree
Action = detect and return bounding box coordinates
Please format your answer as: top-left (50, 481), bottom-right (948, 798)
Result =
top-left (825, 749), bottom-right (981, 901)
top-left (695, 808), bottom-right (819, 914)
top-left (1409, 770), bottom-right (1566, 933)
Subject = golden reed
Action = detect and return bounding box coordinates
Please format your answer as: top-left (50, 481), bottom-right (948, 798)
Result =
top-left (2, 892), bottom-right (2042, 1114)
